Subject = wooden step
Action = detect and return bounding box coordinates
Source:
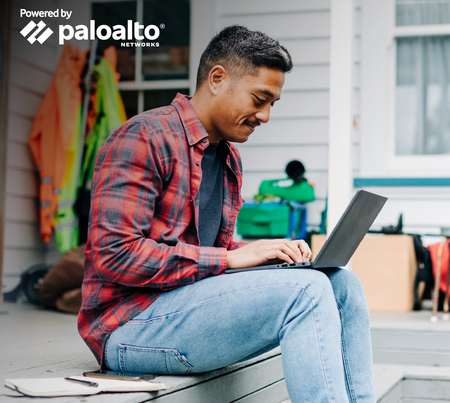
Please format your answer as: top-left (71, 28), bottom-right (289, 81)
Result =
top-left (370, 311), bottom-right (450, 366)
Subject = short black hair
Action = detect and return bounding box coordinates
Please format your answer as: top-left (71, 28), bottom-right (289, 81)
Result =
top-left (196, 25), bottom-right (293, 90)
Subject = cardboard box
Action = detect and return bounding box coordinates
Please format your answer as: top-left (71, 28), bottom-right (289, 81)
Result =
top-left (311, 234), bottom-right (417, 312)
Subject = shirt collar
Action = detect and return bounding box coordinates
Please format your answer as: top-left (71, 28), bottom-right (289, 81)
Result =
top-left (171, 93), bottom-right (209, 146)
top-left (171, 93), bottom-right (231, 158)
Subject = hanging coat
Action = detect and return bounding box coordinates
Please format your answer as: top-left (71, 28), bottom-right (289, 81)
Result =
top-left (79, 47), bottom-right (127, 193)
top-left (53, 106), bottom-right (83, 252)
top-left (428, 239), bottom-right (450, 294)
top-left (55, 46), bottom-right (125, 252)
top-left (28, 44), bottom-right (87, 243)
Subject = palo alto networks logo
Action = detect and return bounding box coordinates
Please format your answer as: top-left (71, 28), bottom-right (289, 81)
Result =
top-left (19, 8), bottom-right (162, 47)
top-left (20, 20), bottom-right (53, 44)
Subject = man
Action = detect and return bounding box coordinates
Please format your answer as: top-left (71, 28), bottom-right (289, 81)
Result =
top-left (79, 25), bottom-right (376, 402)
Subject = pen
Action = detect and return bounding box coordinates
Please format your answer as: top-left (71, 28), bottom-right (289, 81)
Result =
top-left (64, 377), bottom-right (99, 387)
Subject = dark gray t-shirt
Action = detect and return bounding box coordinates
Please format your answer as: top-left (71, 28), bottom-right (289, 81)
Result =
top-left (198, 141), bottom-right (223, 246)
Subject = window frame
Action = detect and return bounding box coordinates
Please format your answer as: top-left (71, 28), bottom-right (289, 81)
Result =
top-left (387, 0), bottom-right (450, 175)
top-left (92, 0), bottom-right (191, 114)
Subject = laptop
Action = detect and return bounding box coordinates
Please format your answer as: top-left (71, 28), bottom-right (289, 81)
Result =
top-left (225, 190), bottom-right (387, 273)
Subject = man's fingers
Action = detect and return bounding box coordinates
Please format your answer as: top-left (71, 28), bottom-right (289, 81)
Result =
top-left (266, 239), bottom-right (302, 263)
top-left (294, 240), bottom-right (312, 261)
top-left (226, 238), bottom-right (313, 269)
top-left (275, 239), bottom-right (311, 262)
top-left (273, 249), bottom-right (294, 264)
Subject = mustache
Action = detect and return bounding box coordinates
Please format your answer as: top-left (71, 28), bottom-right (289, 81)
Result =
top-left (245, 119), bottom-right (261, 128)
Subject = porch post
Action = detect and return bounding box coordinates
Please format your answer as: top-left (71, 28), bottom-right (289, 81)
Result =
top-left (0, 0), bottom-right (12, 302)
top-left (327, 0), bottom-right (355, 235)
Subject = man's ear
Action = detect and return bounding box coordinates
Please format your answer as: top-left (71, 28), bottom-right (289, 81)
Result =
top-left (208, 65), bottom-right (229, 96)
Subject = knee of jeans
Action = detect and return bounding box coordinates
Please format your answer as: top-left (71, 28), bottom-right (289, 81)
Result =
top-left (332, 270), bottom-right (369, 320)
top-left (305, 270), bottom-right (336, 306)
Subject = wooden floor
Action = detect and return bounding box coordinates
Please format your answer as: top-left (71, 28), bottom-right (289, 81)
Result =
top-left (2, 301), bottom-right (450, 402)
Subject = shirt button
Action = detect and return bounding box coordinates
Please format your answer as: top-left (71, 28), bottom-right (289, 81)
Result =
top-left (202, 138), bottom-right (207, 143)
top-left (196, 161), bottom-right (200, 166)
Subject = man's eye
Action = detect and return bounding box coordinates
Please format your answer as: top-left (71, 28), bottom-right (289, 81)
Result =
top-left (255, 96), bottom-right (266, 104)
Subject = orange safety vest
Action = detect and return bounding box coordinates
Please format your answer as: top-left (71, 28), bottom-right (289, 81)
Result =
top-left (28, 43), bottom-right (87, 243)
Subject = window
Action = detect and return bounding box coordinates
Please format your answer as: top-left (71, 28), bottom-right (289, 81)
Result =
top-left (92, 0), bottom-right (190, 118)
top-left (395, 0), bottom-right (450, 156)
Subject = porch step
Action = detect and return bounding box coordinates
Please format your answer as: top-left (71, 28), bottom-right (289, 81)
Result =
top-left (0, 301), bottom-right (290, 403)
top-left (370, 310), bottom-right (450, 366)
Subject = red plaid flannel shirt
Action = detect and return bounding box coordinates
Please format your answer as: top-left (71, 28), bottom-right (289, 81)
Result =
top-left (78, 94), bottom-right (246, 366)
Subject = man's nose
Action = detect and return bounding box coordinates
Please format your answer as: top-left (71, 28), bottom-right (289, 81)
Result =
top-left (255, 104), bottom-right (271, 124)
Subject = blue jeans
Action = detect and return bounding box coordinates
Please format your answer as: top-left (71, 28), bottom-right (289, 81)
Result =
top-left (105, 268), bottom-right (376, 402)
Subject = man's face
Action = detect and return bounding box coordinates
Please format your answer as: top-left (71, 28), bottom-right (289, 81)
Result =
top-left (209, 66), bottom-right (285, 143)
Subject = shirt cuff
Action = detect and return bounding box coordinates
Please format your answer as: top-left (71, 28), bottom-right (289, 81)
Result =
top-left (198, 246), bottom-right (228, 277)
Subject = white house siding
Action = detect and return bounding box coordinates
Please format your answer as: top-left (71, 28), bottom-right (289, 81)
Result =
top-left (213, 0), bottom-right (362, 232)
top-left (3, 0), bottom-right (61, 291)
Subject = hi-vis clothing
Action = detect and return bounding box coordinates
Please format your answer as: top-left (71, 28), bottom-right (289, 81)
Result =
top-left (29, 44), bottom-right (125, 251)
top-left (28, 44), bottom-right (86, 244)
top-left (54, 47), bottom-right (125, 252)
top-left (53, 106), bottom-right (83, 252)
top-left (79, 48), bottom-right (127, 191)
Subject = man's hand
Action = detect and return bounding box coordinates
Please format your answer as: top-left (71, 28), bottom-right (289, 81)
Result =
top-left (226, 239), bottom-right (312, 269)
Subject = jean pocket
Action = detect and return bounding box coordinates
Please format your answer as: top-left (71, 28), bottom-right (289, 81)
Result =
top-left (118, 344), bottom-right (194, 375)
